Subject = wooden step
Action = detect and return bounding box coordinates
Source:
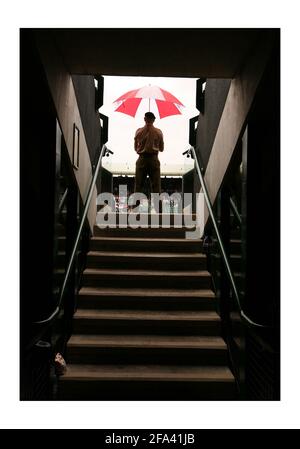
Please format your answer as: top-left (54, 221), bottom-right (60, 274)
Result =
top-left (82, 268), bottom-right (212, 289)
top-left (77, 287), bottom-right (216, 310)
top-left (86, 250), bottom-right (206, 270)
top-left (94, 226), bottom-right (198, 238)
top-left (58, 364), bottom-right (235, 400)
top-left (89, 236), bottom-right (203, 253)
top-left (66, 334), bottom-right (228, 365)
top-left (60, 219), bottom-right (235, 400)
top-left (95, 213), bottom-right (197, 226)
top-left (72, 309), bottom-right (221, 335)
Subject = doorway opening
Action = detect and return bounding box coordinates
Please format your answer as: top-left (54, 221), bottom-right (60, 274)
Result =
top-left (98, 75), bottom-right (198, 205)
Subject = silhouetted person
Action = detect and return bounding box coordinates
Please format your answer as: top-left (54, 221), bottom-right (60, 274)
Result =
top-left (134, 112), bottom-right (164, 211)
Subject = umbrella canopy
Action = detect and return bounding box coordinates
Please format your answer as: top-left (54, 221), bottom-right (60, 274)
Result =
top-left (113, 85), bottom-right (184, 119)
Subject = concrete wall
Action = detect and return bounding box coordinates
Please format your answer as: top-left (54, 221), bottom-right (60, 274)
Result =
top-left (196, 79), bottom-right (231, 171)
top-left (72, 75), bottom-right (102, 192)
top-left (20, 30), bottom-right (59, 321)
top-left (243, 38), bottom-right (280, 325)
top-left (72, 75), bottom-right (101, 162)
top-left (35, 31), bottom-right (97, 231)
top-left (201, 31), bottom-right (276, 225)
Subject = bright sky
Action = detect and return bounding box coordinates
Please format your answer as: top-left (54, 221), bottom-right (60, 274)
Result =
top-left (99, 76), bottom-right (198, 175)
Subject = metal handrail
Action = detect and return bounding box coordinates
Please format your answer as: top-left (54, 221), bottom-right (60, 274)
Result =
top-left (186, 146), bottom-right (269, 329)
top-left (34, 144), bottom-right (110, 325)
top-left (230, 197), bottom-right (242, 226)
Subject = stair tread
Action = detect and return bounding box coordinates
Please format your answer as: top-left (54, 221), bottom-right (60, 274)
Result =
top-left (62, 220), bottom-right (234, 399)
top-left (68, 334), bottom-right (227, 349)
top-left (95, 224), bottom-right (196, 229)
top-left (74, 309), bottom-right (220, 321)
top-left (61, 364), bottom-right (234, 382)
top-left (215, 254), bottom-right (241, 259)
top-left (87, 251), bottom-right (205, 258)
top-left (79, 287), bottom-right (215, 297)
top-left (84, 268), bottom-right (210, 276)
top-left (95, 213), bottom-right (196, 217)
top-left (91, 237), bottom-right (202, 243)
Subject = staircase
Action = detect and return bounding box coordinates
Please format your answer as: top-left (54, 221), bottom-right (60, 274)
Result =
top-left (58, 215), bottom-right (236, 400)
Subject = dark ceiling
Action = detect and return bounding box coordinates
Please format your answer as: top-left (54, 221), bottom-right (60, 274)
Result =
top-left (49, 28), bottom-right (272, 78)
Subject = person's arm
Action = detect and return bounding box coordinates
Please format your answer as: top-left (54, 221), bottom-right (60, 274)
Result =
top-left (134, 129), bottom-right (140, 152)
top-left (159, 132), bottom-right (164, 152)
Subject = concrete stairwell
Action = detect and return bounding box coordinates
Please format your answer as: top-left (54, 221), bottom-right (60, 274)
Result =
top-left (58, 215), bottom-right (236, 400)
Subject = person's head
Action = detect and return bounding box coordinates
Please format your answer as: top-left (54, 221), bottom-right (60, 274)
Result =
top-left (144, 112), bottom-right (156, 125)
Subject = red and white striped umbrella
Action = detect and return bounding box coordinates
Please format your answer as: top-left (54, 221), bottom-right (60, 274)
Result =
top-left (113, 85), bottom-right (184, 119)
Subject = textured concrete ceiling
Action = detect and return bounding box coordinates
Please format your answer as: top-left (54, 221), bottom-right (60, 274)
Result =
top-left (49, 28), bottom-right (271, 78)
